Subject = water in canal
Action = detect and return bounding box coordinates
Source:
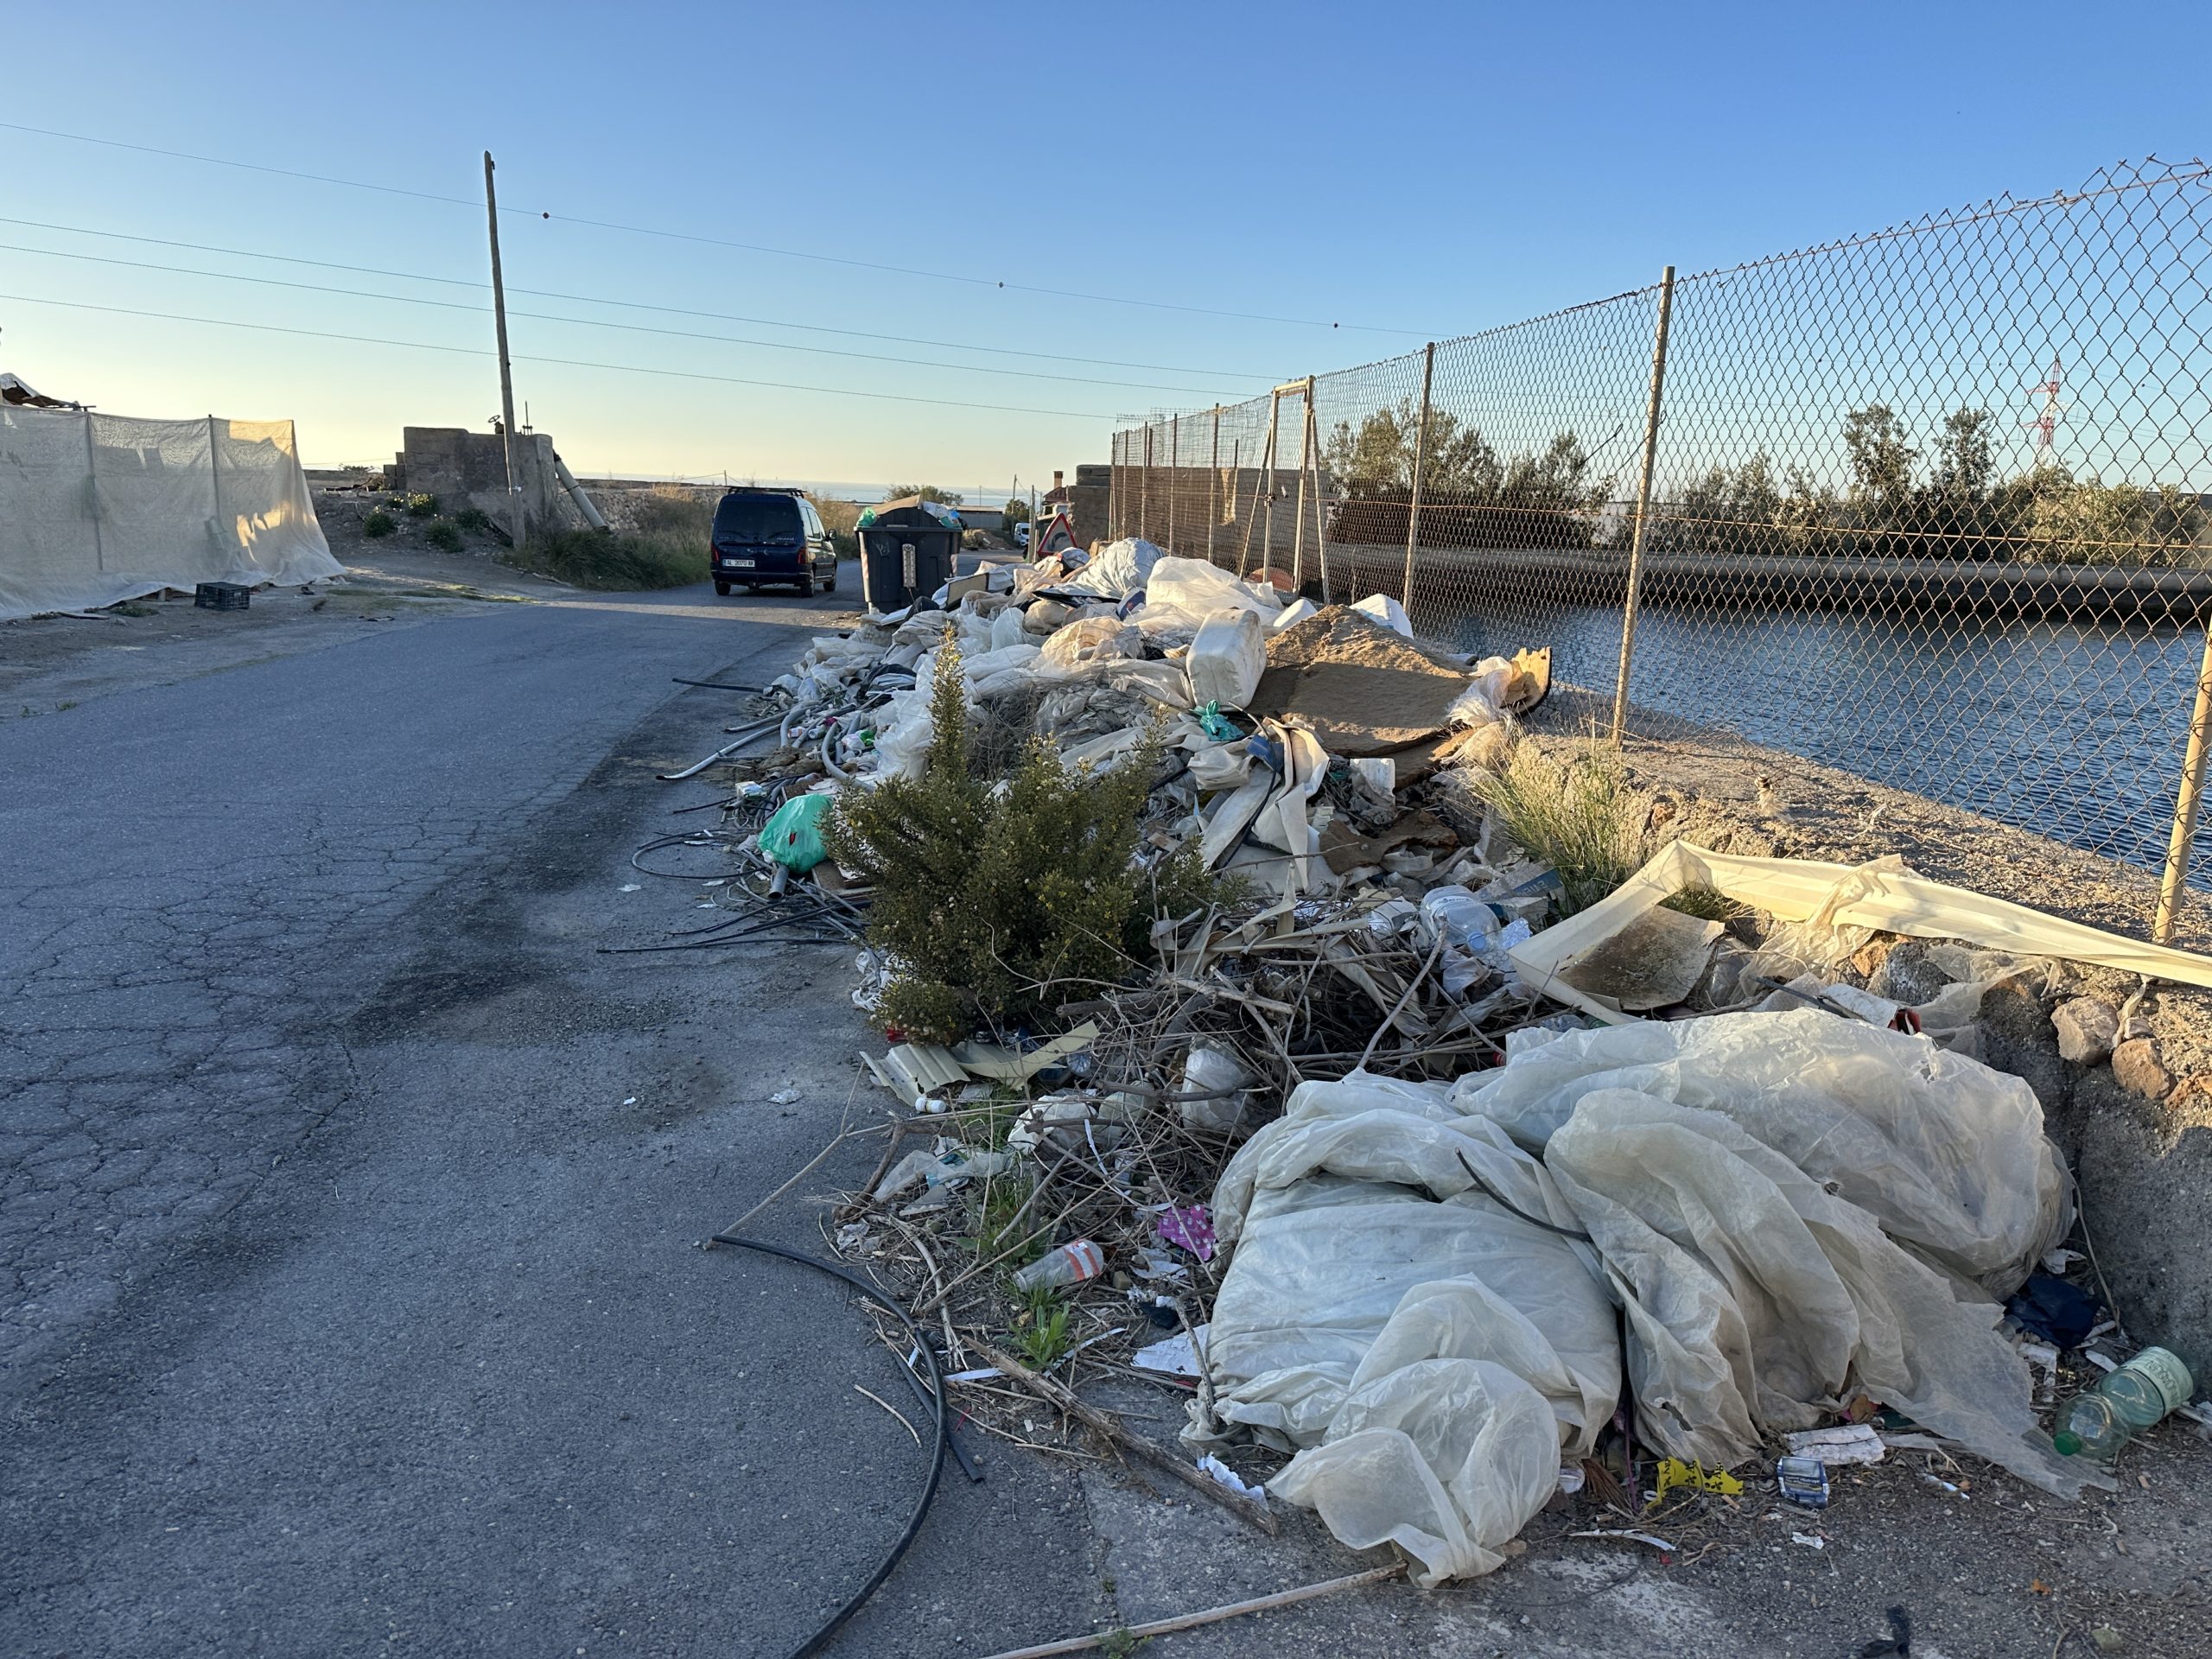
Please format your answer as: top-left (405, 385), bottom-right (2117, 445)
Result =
top-left (1446, 598), bottom-right (2207, 878)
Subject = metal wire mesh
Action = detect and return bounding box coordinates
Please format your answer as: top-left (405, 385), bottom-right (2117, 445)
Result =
top-left (1109, 159), bottom-right (2212, 937)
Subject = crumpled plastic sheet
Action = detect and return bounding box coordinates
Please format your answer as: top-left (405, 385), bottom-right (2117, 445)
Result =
top-left (1200, 1076), bottom-right (1621, 1584)
top-left (1199, 1013), bottom-right (2097, 1585)
top-left (1135, 556), bottom-right (1283, 637)
top-left (1452, 1009), bottom-right (2070, 1294)
top-left (1055, 536), bottom-right (1161, 598)
top-left (1541, 1090), bottom-right (2089, 1501)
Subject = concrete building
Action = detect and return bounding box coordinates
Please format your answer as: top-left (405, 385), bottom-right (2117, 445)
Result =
top-left (390, 426), bottom-right (582, 537)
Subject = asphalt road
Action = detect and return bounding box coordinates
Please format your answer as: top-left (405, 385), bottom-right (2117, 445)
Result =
top-left (0, 580), bottom-right (1094, 1658)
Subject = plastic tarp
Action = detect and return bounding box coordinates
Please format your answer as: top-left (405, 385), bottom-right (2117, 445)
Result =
top-left (1054, 536), bottom-right (1160, 599)
top-left (1536, 1088), bottom-right (2089, 1499)
top-left (1452, 1010), bottom-right (2070, 1294)
top-left (1200, 1013), bottom-right (2098, 1583)
top-left (0, 406), bottom-right (338, 620)
top-left (1512, 840), bottom-right (2212, 1020)
top-left (1134, 556), bottom-right (1281, 636)
top-left (1200, 1076), bottom-right (1621, 1584)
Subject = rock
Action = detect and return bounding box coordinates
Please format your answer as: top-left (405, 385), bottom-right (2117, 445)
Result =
top-left (2052, 996), bottom-right (2120, 1066)
top-left (2110, 1037), bottom-right (2172, 1101)
top-left (1849, 937), bottom-right (1897, 980)
top-left (1868, 938), bottom-right (1956, 1007)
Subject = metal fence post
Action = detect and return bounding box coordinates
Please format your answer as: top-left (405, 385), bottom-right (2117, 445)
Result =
top-left (1292, 383), bottom-right (1313, 592)
top-left (1107, 431), bottom-right (1119, 538)
top-left (1304, 393), bottom-right (1332, 604)
top-left (1141, 423), bottom-right (1154, 543)
top-left (1401, 342), bottom-right (1435, 615)
top-left (1206, 406), bottom-right (1221, 568)
top-left (2154, 639), bottom-right (2212, 941)
top-left (1257, 389), bottom-right (1282, 572)
top-left (1610, 266), bottom-right (1677, 743)
top-left (1168, 414), bottom-right (1180, 554)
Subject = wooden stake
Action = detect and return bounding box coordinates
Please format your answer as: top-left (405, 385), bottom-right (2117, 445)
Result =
top-left (976, 1564), bottom-right (1404, 1659)
top-left (972, 1340), bottom-right (1277, 1535)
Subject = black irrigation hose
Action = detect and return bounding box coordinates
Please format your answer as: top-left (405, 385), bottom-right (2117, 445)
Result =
top-left (709, 1234), bottom-right (946, 1659)
top-left (1454, 1148), bottom-right (1594, 1243)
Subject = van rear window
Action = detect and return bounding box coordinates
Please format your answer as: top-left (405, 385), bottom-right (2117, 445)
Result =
top-left (713, 495), bottom-right (803, 545)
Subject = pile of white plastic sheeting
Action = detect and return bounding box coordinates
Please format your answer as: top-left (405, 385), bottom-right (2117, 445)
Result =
top-left (1201, 1076), bottom-right (1621, 1583)
top-left (1455, 1009), bottom-right (2071, 1294)
top-left (1198, 1009), bottom-right (2095, 1584)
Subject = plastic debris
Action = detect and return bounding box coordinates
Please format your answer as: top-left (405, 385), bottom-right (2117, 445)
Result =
top-left (1783, 1425), bottom-right (1888, 1466)
top-left (1133, 1325), bottom-right (1209, 1377)
top-left (1777, 1456), bottom-right (1831, 1508)
top-left (1197, 1453), bottom-right (1268, 1507)
top-left (1653, 1457), bottom-right (1745, 1499)
top-left (1156, 1205), bottom-right (1216, 1262)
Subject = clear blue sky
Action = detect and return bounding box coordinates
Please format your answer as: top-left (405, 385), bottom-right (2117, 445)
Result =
top-left (2, 1), bottom-right (2205, 497)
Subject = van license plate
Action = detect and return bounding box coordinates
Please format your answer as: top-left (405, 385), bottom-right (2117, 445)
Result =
top-left (727, 558), bottom-right (756, 569)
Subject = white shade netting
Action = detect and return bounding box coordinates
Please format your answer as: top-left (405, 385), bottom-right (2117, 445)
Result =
top-left (1197, 1012), bottom-right (2097, 1586)
top-left (1, 406), bottom-right (339, 620)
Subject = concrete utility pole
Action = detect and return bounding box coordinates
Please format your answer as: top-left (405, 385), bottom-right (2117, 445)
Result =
top-left (483, 150), bottom-right (524, 549)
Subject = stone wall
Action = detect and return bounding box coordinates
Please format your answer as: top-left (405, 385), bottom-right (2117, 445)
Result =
top-left (391, 428), bottom-right (577, 536)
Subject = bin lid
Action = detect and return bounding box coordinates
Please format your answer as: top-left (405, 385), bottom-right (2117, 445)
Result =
top-left (858, 495), bottom-right (965, 531)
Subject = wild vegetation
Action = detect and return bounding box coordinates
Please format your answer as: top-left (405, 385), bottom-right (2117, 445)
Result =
top-left (501, 488), bottom-right (711, 589)
top-left (823, 636), bottom-right (1215, 1043)
top-left (1322, 397), bottom-right (2208, 564)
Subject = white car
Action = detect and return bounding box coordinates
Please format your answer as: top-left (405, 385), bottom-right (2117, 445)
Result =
top-left (1014, 522), bottom-right (1031, 549)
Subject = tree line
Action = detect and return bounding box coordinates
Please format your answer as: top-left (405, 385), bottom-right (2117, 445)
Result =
top-left (1319, 398), bottom-right (2207, 565)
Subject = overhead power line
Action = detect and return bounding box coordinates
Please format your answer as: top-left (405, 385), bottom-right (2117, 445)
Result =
top-left (0, 292), bottom-right (1122, 421)
top-left (0, 214), bottom-right (1281, 379)
top-left (0, 241), bottom-right (1262, 397)
top-left (0, 118), bottom-right (1430, 336)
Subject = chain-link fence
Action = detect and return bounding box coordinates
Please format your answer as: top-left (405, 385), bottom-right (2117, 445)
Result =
top-left (1109, 159), bottom-right (2212, 941)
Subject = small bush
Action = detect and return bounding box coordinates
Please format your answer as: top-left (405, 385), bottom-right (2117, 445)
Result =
top-left (403, 493), bottom-right (438, 518)
top-left (424, 520), bottom-right (464, 553)
top-left (824, 635), bottom-right (1215, 1043)
top-left (362, 508), bottom-right (395, 539)
top-left (626, 488), bottom-right (713, 538)
top-left (962, 528), bottom-right (988, 550)
top-left (1471, 739), bottom-right (1647, 916)
top-left (504, 526), bottom-right (708, 590)
top-left (454, 507), bottom-right (491, 533)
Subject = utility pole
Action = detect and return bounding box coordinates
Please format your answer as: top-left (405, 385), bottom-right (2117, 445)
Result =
top-left (484, 150), bottom-right (524, 549)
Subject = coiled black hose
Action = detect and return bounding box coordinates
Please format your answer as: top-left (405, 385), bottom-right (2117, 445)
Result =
top-left (709, 1234), bottom-right (948, 1659)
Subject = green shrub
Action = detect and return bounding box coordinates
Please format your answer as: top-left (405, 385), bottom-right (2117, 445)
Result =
top-left (1471, 739), bottom-right (1648, 916)
top-left (424, 520), bottom-right (464, 553)
top-left (503, 526), bottom-right (708, 590)
top-left (823, 635), bottom-right (1213, 1042)
top-left (454, 506), bottom-right (491, 533)
top-left (626, 488), bottom-right (713, 538)
top-left (403, 493), bottom-right (438, 518)
top-left (362, 508), bottom-right (396, 539)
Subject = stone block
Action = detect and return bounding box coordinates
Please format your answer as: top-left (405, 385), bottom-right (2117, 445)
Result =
top-left (2053, 996), bottom-right (2119, 1066)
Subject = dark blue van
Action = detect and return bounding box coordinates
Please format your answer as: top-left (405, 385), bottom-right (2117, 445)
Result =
top-left (710, 489), bottom-right (839, 597)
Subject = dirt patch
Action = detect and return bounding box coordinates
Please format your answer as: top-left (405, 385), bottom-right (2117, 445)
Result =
top-left (0, 491), bottom-right (563, 718)
top-left (1251, 606), bottom-right (1475, 755)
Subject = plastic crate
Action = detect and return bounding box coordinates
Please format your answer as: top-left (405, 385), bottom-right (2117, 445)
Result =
top-left (194, 582), bottom-right (251, 611)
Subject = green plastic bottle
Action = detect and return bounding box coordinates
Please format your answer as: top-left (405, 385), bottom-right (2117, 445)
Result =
top-left (2052, 1347), bottom-right (2195, 1461)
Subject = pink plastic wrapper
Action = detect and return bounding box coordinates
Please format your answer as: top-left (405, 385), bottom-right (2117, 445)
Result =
top-left (1156, 1205), bottom-right (1216, 1262)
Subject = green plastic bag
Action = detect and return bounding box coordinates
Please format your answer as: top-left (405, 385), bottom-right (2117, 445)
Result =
top-left (758, 791), bottom-right (835, 873)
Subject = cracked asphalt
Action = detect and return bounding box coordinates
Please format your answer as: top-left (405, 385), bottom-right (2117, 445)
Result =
top-left (0, 582), bottom-right (1093, 1657)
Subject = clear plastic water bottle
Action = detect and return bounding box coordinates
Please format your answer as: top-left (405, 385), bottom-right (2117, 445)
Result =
top-left (2052, 1347), bottom-right (2195, 1461)
top-left (1013, 1240), bottom-right (1105, 1293)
